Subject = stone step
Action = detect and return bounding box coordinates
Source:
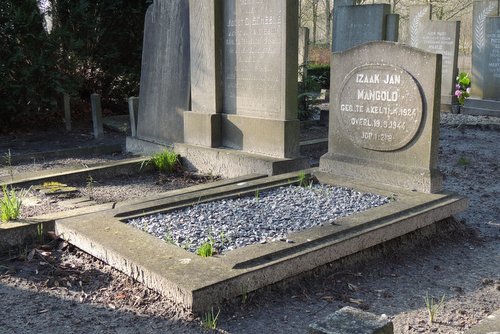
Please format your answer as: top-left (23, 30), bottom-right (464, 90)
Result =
top-left (461, 106), bottom-right (500, 117)
top-left (465, 98), bottom-right (500, 111)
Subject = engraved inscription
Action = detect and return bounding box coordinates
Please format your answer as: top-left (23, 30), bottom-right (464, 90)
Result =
top-left (487, 30), bottom-right (500, 79)
top-left (419, 30), bottom-right (454, 79)
top-left (337, 65), bottom-right (423, 151)
top-left (223, 0), bottom-right (283, 118)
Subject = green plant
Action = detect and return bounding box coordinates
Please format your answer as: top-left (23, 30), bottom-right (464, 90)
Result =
top-left (3, 149), bottom-right (13, 180)
top-left (297, 171), bottom-right (312, 188)
top-left (36, 223), bottom-right (44, 244)
top-left (455, 72), bottom-right (471, 105)
top-left (201, 307), bottom-right (220, 330)
top-left (388, 193), bottom-right (398, 202)
top-left (163, 230), bottom-right (175, 244)
top-left (457, 156), bottom-right (470, 167)
top-left (0, 185), bottom-right (23, 222)
top-left (86, 175), bottom-right (96, 199)
top-left (149, 149), bottom-right (179, 173)
top-left (197, 241), bottom-right (214, 257)
top-left (424, 292), bottom-right (445, 324)
top-left (254, 189), bottom-right (260, 201)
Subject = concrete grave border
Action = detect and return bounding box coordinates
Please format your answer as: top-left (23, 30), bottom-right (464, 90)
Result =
top-left (52, 169), bottom-right (467, 314)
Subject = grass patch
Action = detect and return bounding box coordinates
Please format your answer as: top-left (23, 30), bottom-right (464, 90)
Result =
top-left (424, 292), bottom-right (445, 325)
top-left (150, 149), bottom-right (180, 173)
top-left (0, 185), bottom-right (23, 222)
top-left (201, 307), bottom-right (220, 330)
top-left (196, 241), bottom-right (214, 257)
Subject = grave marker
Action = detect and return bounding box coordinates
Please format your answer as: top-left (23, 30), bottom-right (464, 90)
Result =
top-left (409, 5), bottom-right (460, 109)
top-left (332, 3), bottom-right (399, 52)
top-left (90, 93), bottom-right (104, 140)
top-left (471, 0), bottom-right (499, 98)
top-left (135, 0), bottom-right (190, 145)
top-left (320, 42), bottom-right (443, 193)
top-left (463, 0), bottom-right (500, 116)
top-left (179, 0), bottom-right (307, 177)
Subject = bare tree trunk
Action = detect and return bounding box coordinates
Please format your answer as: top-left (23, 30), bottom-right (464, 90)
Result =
top-left (312, 0), bottom-right (318, 44)
top-left (325, 0), bottom-right (332, 44)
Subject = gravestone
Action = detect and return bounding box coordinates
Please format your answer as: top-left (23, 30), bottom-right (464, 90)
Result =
top-left (408, 5), bottom-right (460, 109)
top-left (463, 0), bottom-right (500, 116)
top-left (471, 0), bottom-right (499, 98)
top-left (179, 0), bottom-right (308, 177)
top-left (134, 0), bottom-right (190, 146)
top-left (483, 16), bottom-right (500, 99)
top-left (320, 42), bottom-right (442, 193)
top-left (332, 2), bottom-right (399, 52)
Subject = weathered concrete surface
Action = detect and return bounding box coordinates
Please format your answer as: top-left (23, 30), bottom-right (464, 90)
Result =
top-left (466, 308), bottom-right (500, 334)
top-left (54, 169), bottom-right (467, 314)
top-left (0, 156), bottom-right (151, 188)
top-left (309, 306), bottom-right (393, 334)
top-left (6, 145), bottom-right (122, 165)
top-left (0, 220), bottom-right (54, 251)
top-left (175, 143), bottom-right (309, 178)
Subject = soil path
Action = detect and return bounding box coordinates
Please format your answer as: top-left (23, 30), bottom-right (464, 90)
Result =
top-left (0, 114), bottom-right (499, 334)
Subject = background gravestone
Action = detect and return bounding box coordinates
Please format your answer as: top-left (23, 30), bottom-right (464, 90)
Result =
top-left (483, 17), bottom-right (500, 100)
top-left (332, 2), bottom-right (399, 52)
top-left (462, 0), bottom-right (500, 116)
top-left (320, 42), bottom-right (442, 193)
top-left (471, 0), bottom-right (499, 98)
top-left (408, 5), bottom-right (460, 109)
top-left (135, 0), bottom-right (190, 145)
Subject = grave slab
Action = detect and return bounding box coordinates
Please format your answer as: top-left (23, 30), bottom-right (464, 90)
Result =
top-left (54, 169), bottom-right (467, 314)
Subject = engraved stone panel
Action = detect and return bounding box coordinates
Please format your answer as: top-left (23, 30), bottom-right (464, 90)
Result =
top-left (471, 0), bottom-right (499, 97)
top-left (411, 19), bottom-right (460, 96)
top-left (483, 17), bottom-right (500, 100)
top-left (337, 65), bottom-right (423, 151)
top-left (223, 0), bottom-right (286, 119)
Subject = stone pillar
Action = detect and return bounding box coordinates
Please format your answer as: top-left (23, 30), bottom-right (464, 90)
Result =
top-left (183, 0), bottom-right (223, 148)
top-left (90, 93), bottom-right (104, 140)
top-left (63, 93), bottom-right (71, 131)
top-left (128, 97), bottom-right (139, 137)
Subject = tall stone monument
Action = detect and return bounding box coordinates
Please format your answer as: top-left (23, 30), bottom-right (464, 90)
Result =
top-left (320, 42), bottom-right (443, 193)
top-left (128, 0), bottom-right (190, 151)
top-left (463, 0), bottom-right (500, 116)
top-left (178, 0), bottom-right (308, 177)
top-left (408, 5), bottom-right (461, 111)
top-left (332, 0), bottom-right (399, 52)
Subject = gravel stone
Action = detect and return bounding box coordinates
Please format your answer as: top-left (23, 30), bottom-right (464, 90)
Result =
top-left (126, 184), bottom-right (389, 254)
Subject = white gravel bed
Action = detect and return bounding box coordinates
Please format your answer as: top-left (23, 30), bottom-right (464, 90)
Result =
top-left (127, 184), bottom-right (389, 254)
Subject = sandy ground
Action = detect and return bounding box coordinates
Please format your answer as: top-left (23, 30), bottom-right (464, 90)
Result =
top-left (0, 113), bottom-right (499, 333)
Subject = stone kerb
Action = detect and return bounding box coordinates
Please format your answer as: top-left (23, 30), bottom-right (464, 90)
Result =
top-left (408, 5), bottom-right (460, 109)
top-left (320, 41), bottom-right (443, 193)
top-left (135, 0), bottom-right (190, 146)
